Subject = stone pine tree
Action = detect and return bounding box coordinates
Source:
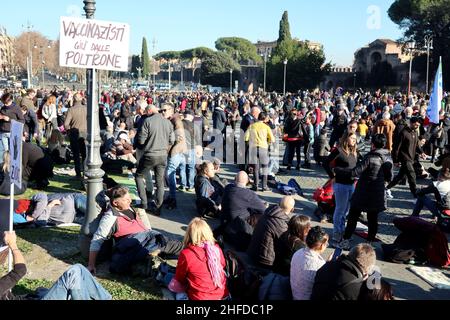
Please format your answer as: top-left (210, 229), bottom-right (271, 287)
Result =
top-left (141, 37), bottom-right (151, 78)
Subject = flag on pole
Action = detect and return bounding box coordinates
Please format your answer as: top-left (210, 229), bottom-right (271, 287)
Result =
top-left (427, 57), bottom-right (443, 124)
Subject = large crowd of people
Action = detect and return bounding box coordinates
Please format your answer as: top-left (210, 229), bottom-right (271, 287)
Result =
top-left (1, 85), bottom-right (450, 301)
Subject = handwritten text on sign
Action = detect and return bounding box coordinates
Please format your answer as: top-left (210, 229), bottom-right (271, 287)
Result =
top-left (9, 121), bottom-right (23, 189)
top-left (59, 16), bottom-right (130, 71)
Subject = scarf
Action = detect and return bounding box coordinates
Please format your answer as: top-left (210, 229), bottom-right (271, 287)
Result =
top-left (198, 242), bottom-right (224, 289)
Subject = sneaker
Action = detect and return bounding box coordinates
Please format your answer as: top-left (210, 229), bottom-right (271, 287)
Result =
top-left (338, 239), bottom-right (351, 251)
top-left (177, 186), bottom-right (185, 192)
top-left (386, 189), bottom-right (394, 199)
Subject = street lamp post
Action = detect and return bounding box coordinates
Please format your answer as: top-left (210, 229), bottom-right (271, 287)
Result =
top-left (168, 62), bottom-right (171, 90)
top-left (283, 59), bottom-right (288, 96)
top-left (34, 42), bottom-right (51, 89)
top-left (353, 73), bottom-right (357, 90)
top-left (424, 35), bottom-right (434, 95)
top-left (230, 69), bottom-right (233, 93)
top-left (80, 0), bottom-right (105, 258)
top-left (261, 49), bottom-right (271, 93)
top-left (22, 22), bottom-right (33, 89)
top-left (407, 41), bottom-right (416, 98)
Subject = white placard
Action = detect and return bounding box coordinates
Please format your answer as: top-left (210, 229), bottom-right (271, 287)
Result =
top-left (59, 16), bottom-right (130, 72)
top-left (9, 121), bottom-right (23, 189)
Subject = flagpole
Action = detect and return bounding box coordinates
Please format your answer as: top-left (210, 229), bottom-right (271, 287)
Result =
top-left (8, 182), bottom-right (14, 272)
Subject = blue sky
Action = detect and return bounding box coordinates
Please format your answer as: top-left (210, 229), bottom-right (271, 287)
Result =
top-left (3, 0), bottom-right (403, 66)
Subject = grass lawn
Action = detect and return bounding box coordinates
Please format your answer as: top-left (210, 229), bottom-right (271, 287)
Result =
top-left (1, 166), bottom-right (164, 300)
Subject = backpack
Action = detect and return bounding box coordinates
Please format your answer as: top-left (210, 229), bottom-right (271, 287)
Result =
top-left (287, 179), bottom-right (305, 197)
top-left (276, 182), bottom-right (297, 196)
top-left (224, 250), bottom-right (262, 301)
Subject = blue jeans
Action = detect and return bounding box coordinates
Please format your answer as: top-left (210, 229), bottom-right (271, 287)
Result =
top-left (73, 194), bottom-right (87, 216)
top-left (412, 195), bottom-right (440, 218)
top-left (167, 153), bottom-right (186, 199)
top-left (40, 264), bottom-right (111, 300)
top-left (185, 149), bottom-right (196, 189)
top-left (0, 132), bottom-right (10, 164)
top-left (333, 183), bottom-right (355, 235)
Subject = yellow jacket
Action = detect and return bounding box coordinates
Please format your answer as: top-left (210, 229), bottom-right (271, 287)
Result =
top-left (245, 121), bottom-right (275, 149)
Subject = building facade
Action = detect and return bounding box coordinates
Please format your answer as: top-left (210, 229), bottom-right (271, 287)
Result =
top-left (255, 39), bottom-right (323, 56)
top-left (0, 26), bottom-right (14, 77)
top-left (353, 39), bottom-right (421, 90)
top-left (320, 67), bottom-right (355, 91)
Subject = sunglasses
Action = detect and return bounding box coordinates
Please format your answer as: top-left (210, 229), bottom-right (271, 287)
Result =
top-left (160, 109), bottom-right (168, 113)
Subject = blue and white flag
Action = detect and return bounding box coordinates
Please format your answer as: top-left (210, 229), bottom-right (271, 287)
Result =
top-left (427, 57), bottom-right (443, 124)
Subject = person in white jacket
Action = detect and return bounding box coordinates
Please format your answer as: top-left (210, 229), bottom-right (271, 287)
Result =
top-left (42, 95), bottom-right (58, 139)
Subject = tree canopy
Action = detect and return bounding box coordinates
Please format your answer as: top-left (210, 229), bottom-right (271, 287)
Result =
top-left (215, 37), bottom-right (262, 63)
top-left (201, 51), bottom-right (241, 87)
top-left (267, 11), bottom-right (330, 91)
top-left (388, 0), bottom-right (450, 89)
top-left (278, 11), bottom-right (292, 44)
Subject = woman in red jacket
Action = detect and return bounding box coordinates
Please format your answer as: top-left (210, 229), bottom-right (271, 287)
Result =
top-left (169, 218), bottom-right (229, 300)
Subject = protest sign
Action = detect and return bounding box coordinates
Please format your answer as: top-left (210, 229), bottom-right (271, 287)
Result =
top-left (59, 16), bottom-right (130, 71)
top-left (9, 121), bottom-right (23, 189)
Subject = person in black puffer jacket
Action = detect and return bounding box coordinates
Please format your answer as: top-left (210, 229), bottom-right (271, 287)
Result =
top-left (335, 134), bottom-right (393, 248)
top-left (247, 196), bottom-right (295, 270)
top-left (311, 243), bottom-right (376, 301)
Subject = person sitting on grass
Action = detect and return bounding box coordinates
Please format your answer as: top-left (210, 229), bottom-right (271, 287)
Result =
top-left (88, 186), bottom-right (184, 275)
top-left (23, 193), bottom-right (88, 227)
top-left (168, 218), bottom-right (229, 300)
top-left (22, 128), bottom-right (54, 190)
top-left (0, 231), bottom-right (112, 300)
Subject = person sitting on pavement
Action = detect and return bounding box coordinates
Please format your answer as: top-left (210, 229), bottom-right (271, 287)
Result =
top-left (247, 196), bottom-right (296, 272)
top-left (310, 243), bottom-right (377, 301)
top-left (169, 218), bottom-right (229, 301)
top-left (290, 226), bottom-right (329, 300)
top-left (23, 193), bottom-right (87, 227)
top-left (194, 161), bottom-right (223, 218)
top-left (412, 167), bottom-right (450, 219)
top-left (0, 231), bottom-right (112, 300)
top-left (210, 158), bottom-right (228, 195)
top-left (273, 215), bottom-right (311, 276)
top-left (218, 171), bottom-right (267, 252)
top-left (88, 186), bottom-right (183, 275)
